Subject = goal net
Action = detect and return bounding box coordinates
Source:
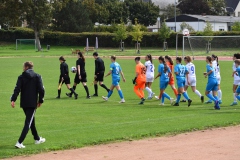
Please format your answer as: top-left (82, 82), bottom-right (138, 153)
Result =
top-left (182, 36), bottom-right (240, 58)
top-left (16, 39), bottom-right (36, 50)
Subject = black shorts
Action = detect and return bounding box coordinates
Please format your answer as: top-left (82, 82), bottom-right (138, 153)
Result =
top-left (95, 72), bottom-right (104, 82)
top-left (59, 75), bottom-right (70, 84)
top-left (74, 72), bottom-right (87, 84)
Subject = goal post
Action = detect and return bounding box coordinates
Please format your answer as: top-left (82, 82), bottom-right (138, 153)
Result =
top-left (182, 36), bottom-right (240, 58)
top-left (16, 39), bottom-right (36, 50)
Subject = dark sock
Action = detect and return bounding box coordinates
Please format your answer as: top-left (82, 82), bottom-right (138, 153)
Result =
top-left (84, 86), bottom-right (90, 96)
top-left (100, 84), bottom-right (109, 92)
top-left (58, 89), bottom-right (61, 97)
top-left (73, 86), bottom-right (76, 91)
top-left (70, 88), bottom-right (77, 95)
top-left (94, 84), bottom-right (98, 95)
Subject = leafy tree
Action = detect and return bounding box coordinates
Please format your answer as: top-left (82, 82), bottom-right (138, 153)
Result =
top-left (160, 4), bottom-right (181, 20)
top-left (130, 20), bottom-right (144, 53)
top-left (203, 21), bottom-right (214, 53)
top-left (158, 21), bottom-right (171, 51)
top-left (178, 0), bottom-right (210, 14)
top-left (0, 0), bottom-right (23, 29)
top-left (125, 0), bottom-right (160, 26)
top-left (114, 22), bottom-right (128, 51)
top-left (207, 0), bottom-right (226, 15)
top-left (52, 1), bottom-right (93, 32)
top-left (179, 22), bottom-right (195, 33)
top-left (232, 22), bottom-right (240, 31)
top-left (82, 0), bottom-right (98, 23)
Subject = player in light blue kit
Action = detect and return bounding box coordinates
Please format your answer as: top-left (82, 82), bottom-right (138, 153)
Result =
top-left (204, 56), bottom-right (220, 110)
top-left (173, 57), bottom-right (192, 107)
top-left (154, 56), bottom-right (174, 105)
top-left (102, 56), bottom-right (126, 103)
top-left (233, 59), bottom-right (240, 101)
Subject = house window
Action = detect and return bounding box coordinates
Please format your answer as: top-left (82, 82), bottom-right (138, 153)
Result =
top-left (169, 27), bottom-right (176, 31)
top-left (238, 12), bottom-right (240, 17)
top-left (219, 26), bottom-right (224, 31)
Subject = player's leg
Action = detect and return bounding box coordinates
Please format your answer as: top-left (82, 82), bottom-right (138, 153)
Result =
top-left (66, 83), bottom-right (78, 99)
top-left (235, 85), bottom-right (240, 101)
top-left (93, 79), bottom-right (98, 96)
top-left (145, 82), bottom-right (151, 98)
top-left (181, 83), bottom-right (188, 102)
top-left (217, 84), bottom-right (222, 104)
top-left (57, 77), bottom-right (63, 99)
top-left (231, 83), bottom-right (238, 106)
top-left (81, 73), bottom-right (90, 99)
top-left (99, 73), bottom-right (110, 93)
top-left (102, 85), bottom-right (114, 101)
top-left (205, 81), bottom-right (218, 108)
top-left (116, 85), bottom-right (125, 103)
top-left (169, 81), bottom-right (178, 97)
top-left (212, 83), bottom-right (220, 109)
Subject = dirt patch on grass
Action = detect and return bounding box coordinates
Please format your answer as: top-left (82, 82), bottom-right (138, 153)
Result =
top-left (7, 125), bottom-right (240, 160)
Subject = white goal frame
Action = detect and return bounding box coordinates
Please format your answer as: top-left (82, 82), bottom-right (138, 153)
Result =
top-left (182, 36), bottom-right (240, 58)
top-left (16, 39), bottom-right (36, 50)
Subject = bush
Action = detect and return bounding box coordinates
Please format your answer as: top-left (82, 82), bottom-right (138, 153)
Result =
top-left (1, 28), bottom-right (240, 48)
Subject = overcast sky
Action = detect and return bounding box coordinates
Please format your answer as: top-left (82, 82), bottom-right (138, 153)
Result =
top-left (152, 0), bottom-right (176, 7)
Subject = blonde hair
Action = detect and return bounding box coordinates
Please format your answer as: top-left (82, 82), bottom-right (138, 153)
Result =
top-left (24, 61), bottom-right (33, 69)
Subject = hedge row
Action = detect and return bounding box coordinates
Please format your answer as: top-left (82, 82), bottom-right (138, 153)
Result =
top-left (1, 28), bottom-right (240, 48)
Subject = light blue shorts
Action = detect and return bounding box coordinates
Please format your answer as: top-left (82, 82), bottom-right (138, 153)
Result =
top-left (112, 78), bottom-right (120, 86)
top-left (160, 81), bottom-right (169, 90)
top-left (206, 79), bottom-right (218, 91)
top-left (177, 78), bottom-right (185, 88)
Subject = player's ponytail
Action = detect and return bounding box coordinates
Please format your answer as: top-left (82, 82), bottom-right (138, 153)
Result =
top-left (78, 52), bottom-right (85, 62)
top-left (165, 55), bottom-right (173, 65)
top-left (159, 56), bottom-right (168, 73)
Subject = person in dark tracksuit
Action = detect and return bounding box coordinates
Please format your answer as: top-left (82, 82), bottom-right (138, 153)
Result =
top-left (92, 52), bottom-right (110, 96)
top-left (66, 52), bottom-right (90, 99)
top-left (57, 56), bottom-right (78, 99)
top-left (11, 61), bottom-right (45, 149)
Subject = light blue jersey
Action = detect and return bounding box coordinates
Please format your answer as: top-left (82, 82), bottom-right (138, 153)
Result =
top-left (174, 64), bottom-right (188, 80)
top-left (206, 64), bottom-right (218, 91)
top-left (158, 64), bottom-right (171, 82)
top-left (174, 64), bottom-right (188, 88)
top-left (110, 62), bottom-right (121, 86)
top-left (236, 66), bottom-right (240, 77)
top-left (158, 63), bottom-right (171, 89)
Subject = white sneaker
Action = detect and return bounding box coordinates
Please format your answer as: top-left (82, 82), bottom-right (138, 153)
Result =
top-left (102, 96), bottom-right (108, 101)
top-left (15, 142), bottom-right (25, 149)
top-left (150, 92), bottom-right (155, 98)
top-left (35, 137), bottom-right (46, 144)
top-left (159, 103), bottom-right (164, 106)
top-left (155, 96), bottom-right (159, 100)
top-left (119, 99), bottom-right (125, 103)
top-left (170, 98), bottom-right (175, 104)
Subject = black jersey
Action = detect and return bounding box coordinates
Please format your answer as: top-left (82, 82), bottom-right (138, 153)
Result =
top-left (95, 57), bottom-right (105, 75)
top-left (60, 62), bottom-right (69, 77)
top-left (76, 58), bottom-right (85, 74)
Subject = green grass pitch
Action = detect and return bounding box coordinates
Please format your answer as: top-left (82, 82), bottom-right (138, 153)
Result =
top-left (0, 56), bottom-right (240, 158)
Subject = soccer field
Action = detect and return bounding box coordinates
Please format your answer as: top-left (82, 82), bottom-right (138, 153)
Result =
top-left (0, 57), bottom-right (240, 158)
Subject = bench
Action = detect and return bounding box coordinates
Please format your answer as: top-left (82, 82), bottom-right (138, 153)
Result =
top-left (84, 47), bottom-right (95, 51)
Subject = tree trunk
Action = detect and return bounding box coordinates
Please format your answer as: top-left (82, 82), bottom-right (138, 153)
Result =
top-left (34, 29), bottom-right (42, 51)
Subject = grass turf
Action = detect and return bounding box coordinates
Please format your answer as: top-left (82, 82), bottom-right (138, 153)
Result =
top-left (0, 56), bottom-right (239, 158)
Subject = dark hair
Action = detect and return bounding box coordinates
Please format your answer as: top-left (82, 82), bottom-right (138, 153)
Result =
top-left (135, 57), bottom-right (141, 61)
top-left (206, 56), bottom-right (212, 63)
top-left (24, 61), bottom-right (33, 69)
top-left (235, 59), bottom-right (240, 65)
top-left (159, 56), bottom-right (168, 73)
top-left (176, 57), bottom-right (182, 63)
top-left (111, 55), bottom-right (116, 61)
top-left (212, 54), bottom-right (219, 66)
top-left (93, 52), bottom-right (98, 57)
top-left (234, 53), bottom-right (240, 59)
top-left (59, 56), bottom-right (66, 61)
top-left (78, 52), bottom-right (85, 62)
top-left (165, 55), bottom-right (173, 65)
top-left (184, 56), bottom-right (192, 62)
top-left (146, 54), bottom-right (153, 63)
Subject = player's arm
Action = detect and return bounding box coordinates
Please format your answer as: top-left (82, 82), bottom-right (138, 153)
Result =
top-left (174, 66), bottom-right (179, 75)
top-left (37, 75), bottom-right (45, 107)
top-left (132, 66), bottom-right (139, 84)
top-left (10, 76), bottom-right (22, 108)
top-left (204, 65), bottom-right (213, 78)
top-left (105, 70), bottom-right (112, 77)
top-left (120, 71), bottom-right (126, 82)
top-left (77, 65), bottom-right (81, 79)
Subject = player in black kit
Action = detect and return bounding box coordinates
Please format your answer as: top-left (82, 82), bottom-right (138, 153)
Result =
top-left (66, 52), bottom-right (90, 99)
top-left (92, 52), bottom-right (110, 96)
top-left (57, 56), bottom-right (78, 99)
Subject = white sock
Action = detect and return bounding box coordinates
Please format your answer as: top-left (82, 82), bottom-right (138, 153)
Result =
top-left (194, 90), bottom-right (202, 98)
top-left (145, 87), bottom-right (152, 97)
top-left (217, 90), bottom-right (222, 100)
top-left (233, 93), bottom-right (237, 102)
